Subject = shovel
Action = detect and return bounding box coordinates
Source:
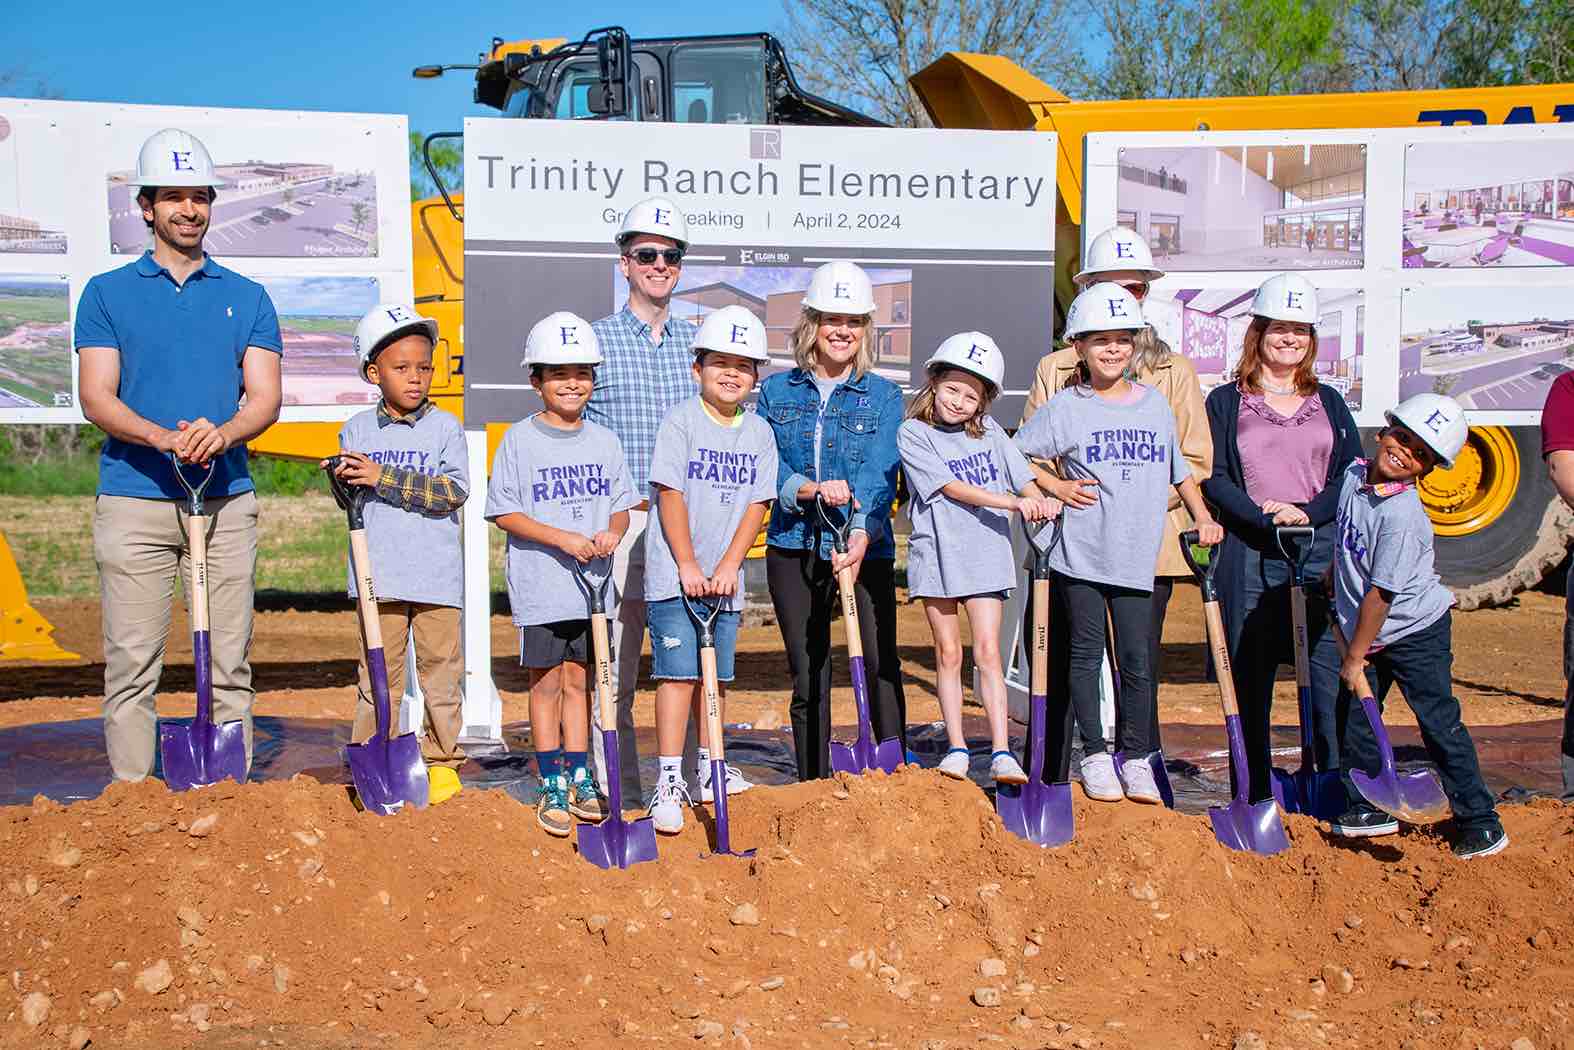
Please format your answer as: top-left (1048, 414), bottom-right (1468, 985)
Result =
top-left (819, 496), bottom-right (903, 776)
top-left (1182, 530), bottom-right (1291, 856)
top-left (324, 457), bottom-right (429, 816)
top-left (158, 454), bottom-right (248, 791)
top-left (1271, 527), bottom-right (1345, 820)
top-left (686, 593), bottom-right (755, 859)
top-left (996, 517), bottom-right (1075, 847)
top-left (1330, 620), bottom-right (1452, 824)
top-left (574, 558), bottom-right (659, 869)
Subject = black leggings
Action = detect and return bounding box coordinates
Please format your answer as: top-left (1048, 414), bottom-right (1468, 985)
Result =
top-left (766, 550), bottom-right (907, 780)
top-left (1054, 573), bottom-right (1156, 755)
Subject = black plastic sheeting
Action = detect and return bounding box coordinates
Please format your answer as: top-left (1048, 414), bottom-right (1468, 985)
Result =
top-left (1, 715), bottom-right (1564, 811)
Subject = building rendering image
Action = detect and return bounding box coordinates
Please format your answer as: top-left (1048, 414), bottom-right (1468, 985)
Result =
top-left (1401, 285), bottom-right (1574, 410)
top-left (1404, 141), bottom-right (1574, 268)
top-left (1116, 144), bottom-right (1366, 271)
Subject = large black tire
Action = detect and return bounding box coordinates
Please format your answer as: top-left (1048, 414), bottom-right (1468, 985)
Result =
top-left (1426, 426), bottom-right (1573, 610)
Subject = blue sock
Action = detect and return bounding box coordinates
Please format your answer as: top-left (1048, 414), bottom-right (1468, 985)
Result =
top-left (564, 750), bottom-right (589, 780)
top-left (536, 748), bottom-right (563, 781)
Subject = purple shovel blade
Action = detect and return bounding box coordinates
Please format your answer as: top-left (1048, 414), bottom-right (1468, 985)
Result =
top-left (706, 758), bottom-right (755, 858)
top-left (346, 646), bottom-right (429, 816)
top-left (1209, 713), bottom-right (1291, 856)
top-left (830, 655), bottom-right (903, 775)
top-left (577, 729), bottom-right (659, 870)
top-left (997, 694), bottom-right (1075, 847)
top-left (1349, 697), bottom-right (1451, 824)
top-left (1285, 685), bottom-right (1346, 820)
top-left (160, 629), bottom-right (247, 791)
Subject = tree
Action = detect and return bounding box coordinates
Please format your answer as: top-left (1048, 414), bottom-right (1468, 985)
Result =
top-left (781, 0), bottom-right (1085, 127)
top-left (409, 130), bottom-right (462, 202)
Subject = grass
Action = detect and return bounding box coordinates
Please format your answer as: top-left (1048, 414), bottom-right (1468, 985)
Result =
top-left (4, 491), bottom-right (512, 600)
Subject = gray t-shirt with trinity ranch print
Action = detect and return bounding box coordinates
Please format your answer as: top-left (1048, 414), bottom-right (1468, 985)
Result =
top-left (898, 416), bottom-right (1034, 599)
top-left (644, 397), bottom-right (779, 613)
top-left (339, 406), bottom-right (468, 608)
top-left (484, 416), bottom-right (638, 627)
top-left (1013, 383), bottom-right (1186, 593)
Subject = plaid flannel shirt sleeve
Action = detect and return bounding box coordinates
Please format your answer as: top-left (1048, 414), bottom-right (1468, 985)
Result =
top-left (374, 464), bottom-right (468, 516)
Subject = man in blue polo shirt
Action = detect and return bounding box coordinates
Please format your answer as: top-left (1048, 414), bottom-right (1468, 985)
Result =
top-left (75, 128), bottom-right (283, 782)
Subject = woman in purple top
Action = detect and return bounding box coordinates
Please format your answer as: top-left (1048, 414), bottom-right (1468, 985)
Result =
top-left (1201, 274), bottom-right (1362, 807)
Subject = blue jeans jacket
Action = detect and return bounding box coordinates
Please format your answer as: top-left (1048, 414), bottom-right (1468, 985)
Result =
top-left (757, 367), bottom-right (903, 561)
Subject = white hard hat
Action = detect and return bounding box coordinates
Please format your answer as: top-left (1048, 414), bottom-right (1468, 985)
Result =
top-left (129, 128), bottom-right (225, 195)
top-left (617, 196), bottom-right (689, 250)
top-left (694, 305), bottom-right (770, 362)
top-left (523, 311), bottom-right (602, 368)
top-left (1075, 226), bottom-right (1164, 285)
top-left (925, 331), bottom-right (1006, 392)
top-left (1386, 393), bottom-right (1468, 468)
top-left (802, 261), bottom-right (876, 314)
top-left (354, 303), bottom-right (439, 380)
top-left (1251, 273), bottom-right (1320, 324)
top-left (1064, 282), bottom-right (1146, 340)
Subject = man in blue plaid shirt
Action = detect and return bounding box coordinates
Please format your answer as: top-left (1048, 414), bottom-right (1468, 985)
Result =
top-left (586, 196), bottom-right (701, 804)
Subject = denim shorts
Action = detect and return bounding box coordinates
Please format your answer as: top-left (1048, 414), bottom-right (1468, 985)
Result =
top-left (646, 596), bottom-right (740, 682)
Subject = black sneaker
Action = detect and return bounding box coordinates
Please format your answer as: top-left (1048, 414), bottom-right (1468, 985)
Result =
top-left (1451, 825), bottom-right (1508, 860)
top-left (1330, 807), bottom-right (1400, 838)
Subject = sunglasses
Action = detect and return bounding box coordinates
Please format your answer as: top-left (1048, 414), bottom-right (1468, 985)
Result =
top-left (1116, 281), bottom-right (1150, 298)
top-left (818, 315), bottom-right (869, 329)
top-left (627, 247), bottom-right (685, 266)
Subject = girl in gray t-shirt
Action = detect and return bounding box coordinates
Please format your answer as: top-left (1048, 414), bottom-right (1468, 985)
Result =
top-left (1012, 296), bottom-right (1221, 807)
top-left (898, 349), bottom-right (1057, 788)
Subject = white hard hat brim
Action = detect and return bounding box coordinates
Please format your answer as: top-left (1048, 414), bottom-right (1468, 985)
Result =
top-left (361, 318), bottom-right (440, 378)
top-left (1073, 264), bottom-right (1165, 284)
top-left (130, 175), bottom-right (227, 192)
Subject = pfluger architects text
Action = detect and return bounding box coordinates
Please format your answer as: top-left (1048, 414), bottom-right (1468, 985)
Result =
top-left (471, 155), bottom-right (1048, 210)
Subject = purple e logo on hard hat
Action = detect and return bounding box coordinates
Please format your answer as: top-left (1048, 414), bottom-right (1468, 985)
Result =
top-left (1107, 298), bottom-right (1129, 317)
top-left (730, 324), bottom-right (748, 344)
top-left (560, 326), bottom-right (579, 345)
top-left (966, 343), bottom-right (988, 362)
top-left (653, 208), bottom-right (670, 226)
top-left (1424, 408), bottom-right (1449, 433)
top-left (1114, 240), bottom-right (1134, 258)
top-left (1285, 291), bottom-right (1303, 310)
top-left (171, 150), bottom-right (194, 171)
top-left (385, 308), bottom-right (405, 323)
top-left (833, 283), bottom-right (849, 299)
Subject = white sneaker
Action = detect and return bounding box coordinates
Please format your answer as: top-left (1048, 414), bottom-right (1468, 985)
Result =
top-left (1119, 755), bottom-right (1163, 805)
top-left (698, 762), bottom-right (754, 803)
top-left (990, 752), bottom-right (1028, 784)
top-left (938, 748), bottom-right (971, 780)
top-left (1079, 752), bottom-right (1123, 802)
top-left (649, 777), bottom-right (691, 835)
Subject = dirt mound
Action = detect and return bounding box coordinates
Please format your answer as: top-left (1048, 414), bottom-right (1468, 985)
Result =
top-left (3, 773), bottom-right (1572, 1049)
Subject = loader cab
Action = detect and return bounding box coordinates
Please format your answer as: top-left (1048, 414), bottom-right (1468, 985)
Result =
top-left (473, 27), bottom-right (881, 128)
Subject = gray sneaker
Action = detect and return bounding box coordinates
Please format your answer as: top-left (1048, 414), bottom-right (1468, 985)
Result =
top-left (1079, 752), bottom-right (1123, 802)
top-left (1119, 755), bottom-right (1163, 804)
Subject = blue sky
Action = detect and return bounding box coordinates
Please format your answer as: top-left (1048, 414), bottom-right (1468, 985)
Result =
top-left (5, 3), bottom-right (786, 136)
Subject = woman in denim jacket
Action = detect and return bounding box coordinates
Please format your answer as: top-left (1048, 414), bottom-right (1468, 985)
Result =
top-left (757, 261), bottom-right (907, 780)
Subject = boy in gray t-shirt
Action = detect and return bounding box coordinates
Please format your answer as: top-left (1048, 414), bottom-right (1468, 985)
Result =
top-left (643, 305), bottom-right (778, 835)
top-left (485, 312), bottom-right (637, 837)
top-left (327, 304), bottom-right (469, 805)
top-left (1330, 394), bottom-right (1503, 858)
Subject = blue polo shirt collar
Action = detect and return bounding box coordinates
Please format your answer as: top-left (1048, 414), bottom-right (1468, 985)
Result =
top-left (133, 251), bottom-right (223, 283)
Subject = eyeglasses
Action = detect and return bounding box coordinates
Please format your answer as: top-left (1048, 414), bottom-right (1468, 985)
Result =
top-left (627, 247), bottom-right (685, 266)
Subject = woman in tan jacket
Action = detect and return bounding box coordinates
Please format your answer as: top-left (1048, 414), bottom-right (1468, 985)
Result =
top-left (1017, 227), bottom-right (1213, 801)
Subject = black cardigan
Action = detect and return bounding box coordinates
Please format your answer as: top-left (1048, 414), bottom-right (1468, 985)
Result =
top-left (1202, 382), bottom-right (1363, 556)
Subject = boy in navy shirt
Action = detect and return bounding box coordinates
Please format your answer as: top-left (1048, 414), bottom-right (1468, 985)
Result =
top-left (1331, 394), bottom-right (1505, 858)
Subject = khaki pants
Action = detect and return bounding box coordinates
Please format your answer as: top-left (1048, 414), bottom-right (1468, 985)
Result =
top-left (353, 601), bottom-right (466, 770)
top-left (94, 492), bottom-right (259, 782)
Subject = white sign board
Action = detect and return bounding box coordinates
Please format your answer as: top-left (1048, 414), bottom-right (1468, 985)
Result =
top-left (0, 98), bottom-right (413, 424)
top-left (461, 118), bottom-right (1059, 426)
top-left (1084, 124), bottom-right (1574, 426)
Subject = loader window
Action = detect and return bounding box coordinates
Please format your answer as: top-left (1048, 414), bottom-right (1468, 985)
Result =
top-left (551, 59), bottom-right (641, 120)
top-left (670, 42), bottom-right (768, 124)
